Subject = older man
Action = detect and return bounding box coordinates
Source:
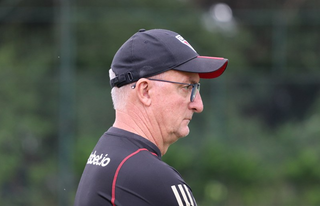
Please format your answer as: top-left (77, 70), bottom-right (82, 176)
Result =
top-left (74, 28), bottom-right (228, 206)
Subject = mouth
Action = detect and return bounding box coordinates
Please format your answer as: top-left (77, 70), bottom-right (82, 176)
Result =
top-left (184, 118), bottom-right (192, 122)
top-left (184, 114), bottom-right (193, 123)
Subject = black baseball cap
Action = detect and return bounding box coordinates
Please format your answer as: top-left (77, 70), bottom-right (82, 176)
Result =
top-left (110, 29), bottom-right (228, 88)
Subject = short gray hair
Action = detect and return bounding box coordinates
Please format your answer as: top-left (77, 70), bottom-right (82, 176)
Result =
top-left (109, 69), bottom-right (132, 110)
top-left (109, 68), bottom-right (165, 110)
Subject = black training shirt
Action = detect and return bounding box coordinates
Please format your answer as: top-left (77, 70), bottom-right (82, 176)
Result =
top-left (74, 127), bottom-right (197, 206)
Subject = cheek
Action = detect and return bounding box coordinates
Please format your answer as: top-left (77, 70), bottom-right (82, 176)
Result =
top-left (155, 100), bottom-right (180, 123)
top-left (166, 102), bottom-right (188, 125)
top-left (152, 87), bottom-right (189, 122)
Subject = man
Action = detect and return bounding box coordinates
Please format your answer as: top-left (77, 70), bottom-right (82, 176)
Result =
top-left (74, 28), bottom-right (228, 206)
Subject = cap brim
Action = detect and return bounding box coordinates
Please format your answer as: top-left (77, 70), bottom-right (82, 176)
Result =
top-left (174, 56), bottom-right (228, 79)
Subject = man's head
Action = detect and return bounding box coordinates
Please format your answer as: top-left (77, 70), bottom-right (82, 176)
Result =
top-left (109, 29), bottom-right (228, 155)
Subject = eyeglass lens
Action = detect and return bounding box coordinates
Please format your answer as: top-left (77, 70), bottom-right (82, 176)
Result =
top-left (191, 84), bottom-right (200, 102)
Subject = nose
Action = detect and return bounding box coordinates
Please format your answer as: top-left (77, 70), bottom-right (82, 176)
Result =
top-left (189, 92), bottom-right (204, 113)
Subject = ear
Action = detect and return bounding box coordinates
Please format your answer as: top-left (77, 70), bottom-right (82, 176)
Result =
top-left (135, 79), bottom-right (152, 106)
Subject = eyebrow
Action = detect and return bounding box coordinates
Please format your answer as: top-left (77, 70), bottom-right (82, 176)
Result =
top-left (178, 79), bottom-right (198, 85)
top-left (188, 77), bottom-right (200, 84)
top-left (190, 80), bottom-right (199, 84)
top-left (187, 74), bottom-right (200, 84)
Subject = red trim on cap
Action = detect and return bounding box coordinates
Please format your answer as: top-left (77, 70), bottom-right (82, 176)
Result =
top-left (198, 56), bottom-right (224, 60)
top-left (111, 148), bottom-right (158, 206)
top-left (198, 56), bottom-right (228, 79)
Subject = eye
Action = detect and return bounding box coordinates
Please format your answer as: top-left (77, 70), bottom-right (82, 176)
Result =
top-left (183, 84), bottom-right (193, 91)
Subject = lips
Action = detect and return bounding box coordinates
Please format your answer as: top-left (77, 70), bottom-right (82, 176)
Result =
top-left (185, 117), bottom-right (192, 121)
top-left (186, 115), bottom-right (193, 121)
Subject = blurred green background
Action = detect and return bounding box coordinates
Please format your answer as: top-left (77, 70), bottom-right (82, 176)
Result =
top-left (1, 0), bottom-right (320, 205)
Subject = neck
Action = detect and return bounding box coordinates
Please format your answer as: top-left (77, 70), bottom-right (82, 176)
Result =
top-left (113, 109), bottom-right (167, 156)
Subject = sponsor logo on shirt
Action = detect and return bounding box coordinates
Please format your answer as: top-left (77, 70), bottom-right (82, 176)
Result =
top-left (87, 151), bottom-right (111, 167)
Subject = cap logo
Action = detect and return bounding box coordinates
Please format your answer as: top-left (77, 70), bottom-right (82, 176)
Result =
top-left (175, 35), bottom-right (197, 53)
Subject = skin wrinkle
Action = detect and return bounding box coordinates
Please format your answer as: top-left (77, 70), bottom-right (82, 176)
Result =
top-left (133, 103), bottom-right (161, 150)
top-left (114, 104), bottom-right (152, 142)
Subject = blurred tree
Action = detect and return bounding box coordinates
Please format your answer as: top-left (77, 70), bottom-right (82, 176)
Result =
top-left (0, 24), bottom-right (58, 205)
top-left (1, 0), bottom-right (320, 206)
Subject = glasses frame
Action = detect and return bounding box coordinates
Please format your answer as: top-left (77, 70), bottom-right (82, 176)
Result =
top-left (147, 78), bottom-right (200, 102)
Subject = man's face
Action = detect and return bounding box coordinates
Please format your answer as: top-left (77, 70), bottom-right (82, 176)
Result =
top-left (151, 70), bottom-right (204, 145)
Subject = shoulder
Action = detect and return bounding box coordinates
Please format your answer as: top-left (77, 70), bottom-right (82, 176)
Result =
top-left (113, 149), bottom-right (197, 205)
top-left (118, 148), bottom-right (179, 181)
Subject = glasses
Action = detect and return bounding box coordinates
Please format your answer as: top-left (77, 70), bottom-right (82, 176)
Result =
top-left (147, 78), bottom-right (200, 102)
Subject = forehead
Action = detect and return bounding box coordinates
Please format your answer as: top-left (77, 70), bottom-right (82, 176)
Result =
top-left (163, 70), bottom-right (200, 82)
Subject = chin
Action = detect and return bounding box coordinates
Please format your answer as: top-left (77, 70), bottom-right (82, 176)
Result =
top-left (178, 127), bottom-right (190, 138)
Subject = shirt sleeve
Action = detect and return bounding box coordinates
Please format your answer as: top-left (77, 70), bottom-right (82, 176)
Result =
top-left (112, 150), bottom-right (197, 206)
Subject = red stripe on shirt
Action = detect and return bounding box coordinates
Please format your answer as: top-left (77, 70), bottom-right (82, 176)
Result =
top-left (111, 148), bottom-right (158, 206)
